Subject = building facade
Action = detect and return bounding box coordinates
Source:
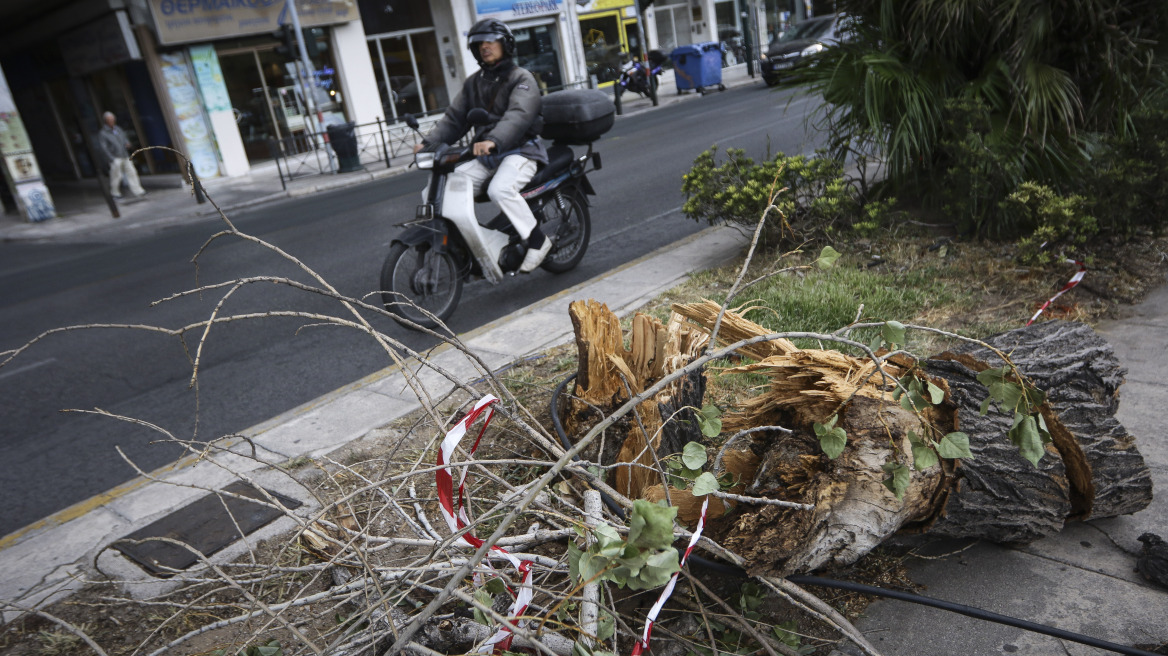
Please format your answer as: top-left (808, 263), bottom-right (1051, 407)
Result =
top-left (0, 0), bottom-right (794, 221)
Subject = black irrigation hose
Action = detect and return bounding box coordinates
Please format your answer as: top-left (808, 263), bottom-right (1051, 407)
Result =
top-left (549, 374), bottom-right (1160, 656)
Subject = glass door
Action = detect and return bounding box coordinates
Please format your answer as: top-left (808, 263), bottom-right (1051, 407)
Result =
top-left (580, 13), bottom-right (625, 86)
top-left (217, 50), bottom-right (282, 162)
top-left (368, 30), bottom-right (451, 122)
top-left (514, 24), bottom-right (564, 93)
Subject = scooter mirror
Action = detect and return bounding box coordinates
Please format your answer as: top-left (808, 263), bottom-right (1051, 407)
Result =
top-left (467, 108), bottom-right (491, 126)
top-left (404, 114), bottom-right (420, 130)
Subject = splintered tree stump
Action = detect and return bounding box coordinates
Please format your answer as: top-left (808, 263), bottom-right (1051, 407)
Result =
top-left (559, 300), bottom-right (709, 500)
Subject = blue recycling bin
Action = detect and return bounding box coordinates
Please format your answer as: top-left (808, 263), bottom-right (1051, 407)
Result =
top-left (669, 42), bottom-right (725, 93)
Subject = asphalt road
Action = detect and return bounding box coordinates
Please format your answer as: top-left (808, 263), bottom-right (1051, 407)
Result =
top-left (0, 84), bottom-right (822, 537)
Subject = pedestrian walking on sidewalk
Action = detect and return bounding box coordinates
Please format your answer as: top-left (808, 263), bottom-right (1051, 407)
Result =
top-left (98, 111), bottom-right (146, 200)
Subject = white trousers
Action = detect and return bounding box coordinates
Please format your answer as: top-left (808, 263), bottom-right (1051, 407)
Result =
top-left (109, 157), bottom-right (145, 197)
top-left (449, 154), bottom-right (538, 240)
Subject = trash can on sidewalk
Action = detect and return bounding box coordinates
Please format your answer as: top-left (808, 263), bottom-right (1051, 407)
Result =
top-left (669, 42), bottom-right (726, 94)
top-left (326, 122), bottom-right (365, 173)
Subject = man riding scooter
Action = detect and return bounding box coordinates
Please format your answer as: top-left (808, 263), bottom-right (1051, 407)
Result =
top-left (412, 18), bottom-right (553, 273)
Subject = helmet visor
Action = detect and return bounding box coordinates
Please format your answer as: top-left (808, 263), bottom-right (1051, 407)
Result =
top-left (468, 32), bottom-right (505, 44)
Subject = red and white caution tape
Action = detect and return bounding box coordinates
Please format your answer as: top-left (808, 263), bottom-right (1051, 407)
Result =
top-left (1026, 259), bottom-right (1086, 326)
top-left (630, 496), bottom-right (710, 656)
top-left (435, 394), bottom-right (533, 653)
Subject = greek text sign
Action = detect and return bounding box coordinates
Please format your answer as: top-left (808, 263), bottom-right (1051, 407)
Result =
top-left (475, 0), bottom-right (563, 20)
top-left (149, 0), bottom-right (357, 45)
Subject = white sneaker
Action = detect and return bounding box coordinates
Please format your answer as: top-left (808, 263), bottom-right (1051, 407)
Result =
top-left (519, 238), bottom-right (553, 273)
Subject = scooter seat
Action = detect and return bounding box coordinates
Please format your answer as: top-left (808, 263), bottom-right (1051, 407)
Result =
top-left (523, 144), bottom-right (575, 190)
top-left (473, 145), bottom-right (575, 202)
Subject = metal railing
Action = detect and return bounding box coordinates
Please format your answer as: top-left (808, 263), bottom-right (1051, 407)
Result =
top-left (269, 113), bottom-right (445, 190)
top-left (268, 80), bottom-right (594, 190)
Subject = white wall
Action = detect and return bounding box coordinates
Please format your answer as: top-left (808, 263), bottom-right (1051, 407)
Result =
top-left (331, 19), bottom-right (382, 125)
top-left (435, 0), bottom-right (476, 107)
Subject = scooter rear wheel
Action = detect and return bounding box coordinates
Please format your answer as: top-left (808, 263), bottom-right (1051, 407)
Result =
top-left (539, 189), bottom-right (591, 273)
top-left (380, 242), bottom-right (463, 330)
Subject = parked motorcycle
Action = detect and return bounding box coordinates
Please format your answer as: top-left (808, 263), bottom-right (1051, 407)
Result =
top-left (381, 90), bottom-right (614, 329)
top-left (614, 50), bottom-right (667, 106)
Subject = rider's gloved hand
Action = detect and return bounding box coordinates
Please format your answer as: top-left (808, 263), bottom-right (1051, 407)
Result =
top-left (473, 140), bottom-right (497, 157)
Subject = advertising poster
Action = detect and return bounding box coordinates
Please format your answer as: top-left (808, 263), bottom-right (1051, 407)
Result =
top-left (159, 51), bottom-right (221, 179)
top-left (189, 46), bottom-right (231, 113)
top-left (16, 182), bottom-right (55, 222)
top-left (475, 0), bottom-right (562, 20)
top-left (5, 153), bottom-right (41, 183)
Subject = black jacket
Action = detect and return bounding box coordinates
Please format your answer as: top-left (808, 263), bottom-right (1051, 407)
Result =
top-left (424, 59), bottom-right (548, 165)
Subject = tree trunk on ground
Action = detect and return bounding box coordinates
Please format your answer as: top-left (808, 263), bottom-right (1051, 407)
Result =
top-left (562, 300), bottom-right (1153, 576)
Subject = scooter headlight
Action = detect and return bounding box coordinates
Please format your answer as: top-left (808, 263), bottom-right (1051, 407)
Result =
top-left (415, 151), bottom-right (436, 169)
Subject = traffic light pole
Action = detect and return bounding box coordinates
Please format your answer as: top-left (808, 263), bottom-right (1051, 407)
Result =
top-left (286, 1), bottom-right (335, 173)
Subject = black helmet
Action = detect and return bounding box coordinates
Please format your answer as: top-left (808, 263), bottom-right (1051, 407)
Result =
top-left (467, 18), bottom-right (515, 63)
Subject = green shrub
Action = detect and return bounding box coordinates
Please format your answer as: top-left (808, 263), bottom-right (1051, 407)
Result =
top-left (1002, 182), bottom-right (1097, 266)
top-left (1086, 100), bottom-right (1168, 237)
top-left (681, 147), bottom-right (875, 246)
top-left (934, 98), bottom-right (1025, 237)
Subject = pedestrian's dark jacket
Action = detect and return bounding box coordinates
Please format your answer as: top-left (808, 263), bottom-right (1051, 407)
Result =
top-left (424, 58), bottom-right (548, 165)
top-left (98, 125), bottom-right (129, 166)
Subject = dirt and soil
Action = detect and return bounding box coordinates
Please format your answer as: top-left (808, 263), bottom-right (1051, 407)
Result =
top-left (3, 227), bottom-right (1167, 656)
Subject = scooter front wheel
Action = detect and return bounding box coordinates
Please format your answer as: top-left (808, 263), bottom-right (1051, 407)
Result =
top-left (380, 243), bottom-right (463, 330)
top-left (539, 189), bottom-right (591, 273)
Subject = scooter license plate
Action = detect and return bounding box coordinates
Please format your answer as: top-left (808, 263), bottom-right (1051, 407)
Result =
top-left (416, 204), bottom-right (434, 219)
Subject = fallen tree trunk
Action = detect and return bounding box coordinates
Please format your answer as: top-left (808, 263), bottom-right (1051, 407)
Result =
top-left (562, 299), bottom-right (1153, 577)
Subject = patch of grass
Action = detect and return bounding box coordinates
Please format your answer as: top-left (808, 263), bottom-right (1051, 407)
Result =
top-left (33, 623), bottom-right (92, 656)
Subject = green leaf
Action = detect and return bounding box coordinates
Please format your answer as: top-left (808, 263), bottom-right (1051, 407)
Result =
top-left (979, 396), bottom-right (993, 416)
top-left (882, 321), bottom-right (906, 348)
top-left (568, 542), bottom-right (582, 581)
top-left (682, 441), bottom-right (708, 470)
top-left (597, 609), bottom-right (615, 640)
top-left (882, 462), bottom-right (911, 499)
top-left (1009, 414), bottom-right (1046, 467)
top-left (816, 245), bottom-right (841, 269)
top-left (627, 500), bottom-right (678, 550)
top-left (473, 589), bottom-right (493, 625)
top-left (990, 381), bottom-right (1024, 410)
top-left (911, 443), bottom-right (939, 470)
top-left (927, 381), bottom-right (945, 404)
top-left (692, 472), bottom-right (720, 496)
top-left (696, 404), bottom-right (723, 437)
top-left (774, 620), bottom-right (801, 648)
top-left (593, 523), bottom-right (623, 550)
top-left (869, 334), bottom-right (885, 353)
top-left (484, 577), bottom-right (507, 595)
top-left (814, 418), bottom-right (848, 459)
top-left (976, 366), bottom-right (1010, 387)
top-left (937, 432), bottom-right (973, 459)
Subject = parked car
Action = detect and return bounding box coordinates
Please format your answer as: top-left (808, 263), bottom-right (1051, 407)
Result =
top-left (759, 14), bottom-right (847, 86)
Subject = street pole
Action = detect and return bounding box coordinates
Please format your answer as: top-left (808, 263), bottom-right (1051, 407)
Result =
top-left (631, 1), bottom-right (657, 105)
top-left (286, 1), bottom-right (335, 173)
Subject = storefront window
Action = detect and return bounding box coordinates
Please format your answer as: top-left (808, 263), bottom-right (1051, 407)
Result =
top-left (580, 14), bottom-right (624, 85)
top-left (654, 3), bottom-right (693, 52)
top-left (514, 24), bottom-right (564, 93)
top-left (216, 31), bottom-right (345, 163)
top-left (369, 31), bottom-right (449, 120)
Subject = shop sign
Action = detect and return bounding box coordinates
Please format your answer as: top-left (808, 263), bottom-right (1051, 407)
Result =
top-left (475, 0), bottom-right (562, 20)
top-left (149, 0), bottom-right (357, 46)
top-left (577, 0), bottom-right (634, 12)
top-left (159, 51), bottom-right (221, 178)
top-left (59, 11), bottom-right (143, 77)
